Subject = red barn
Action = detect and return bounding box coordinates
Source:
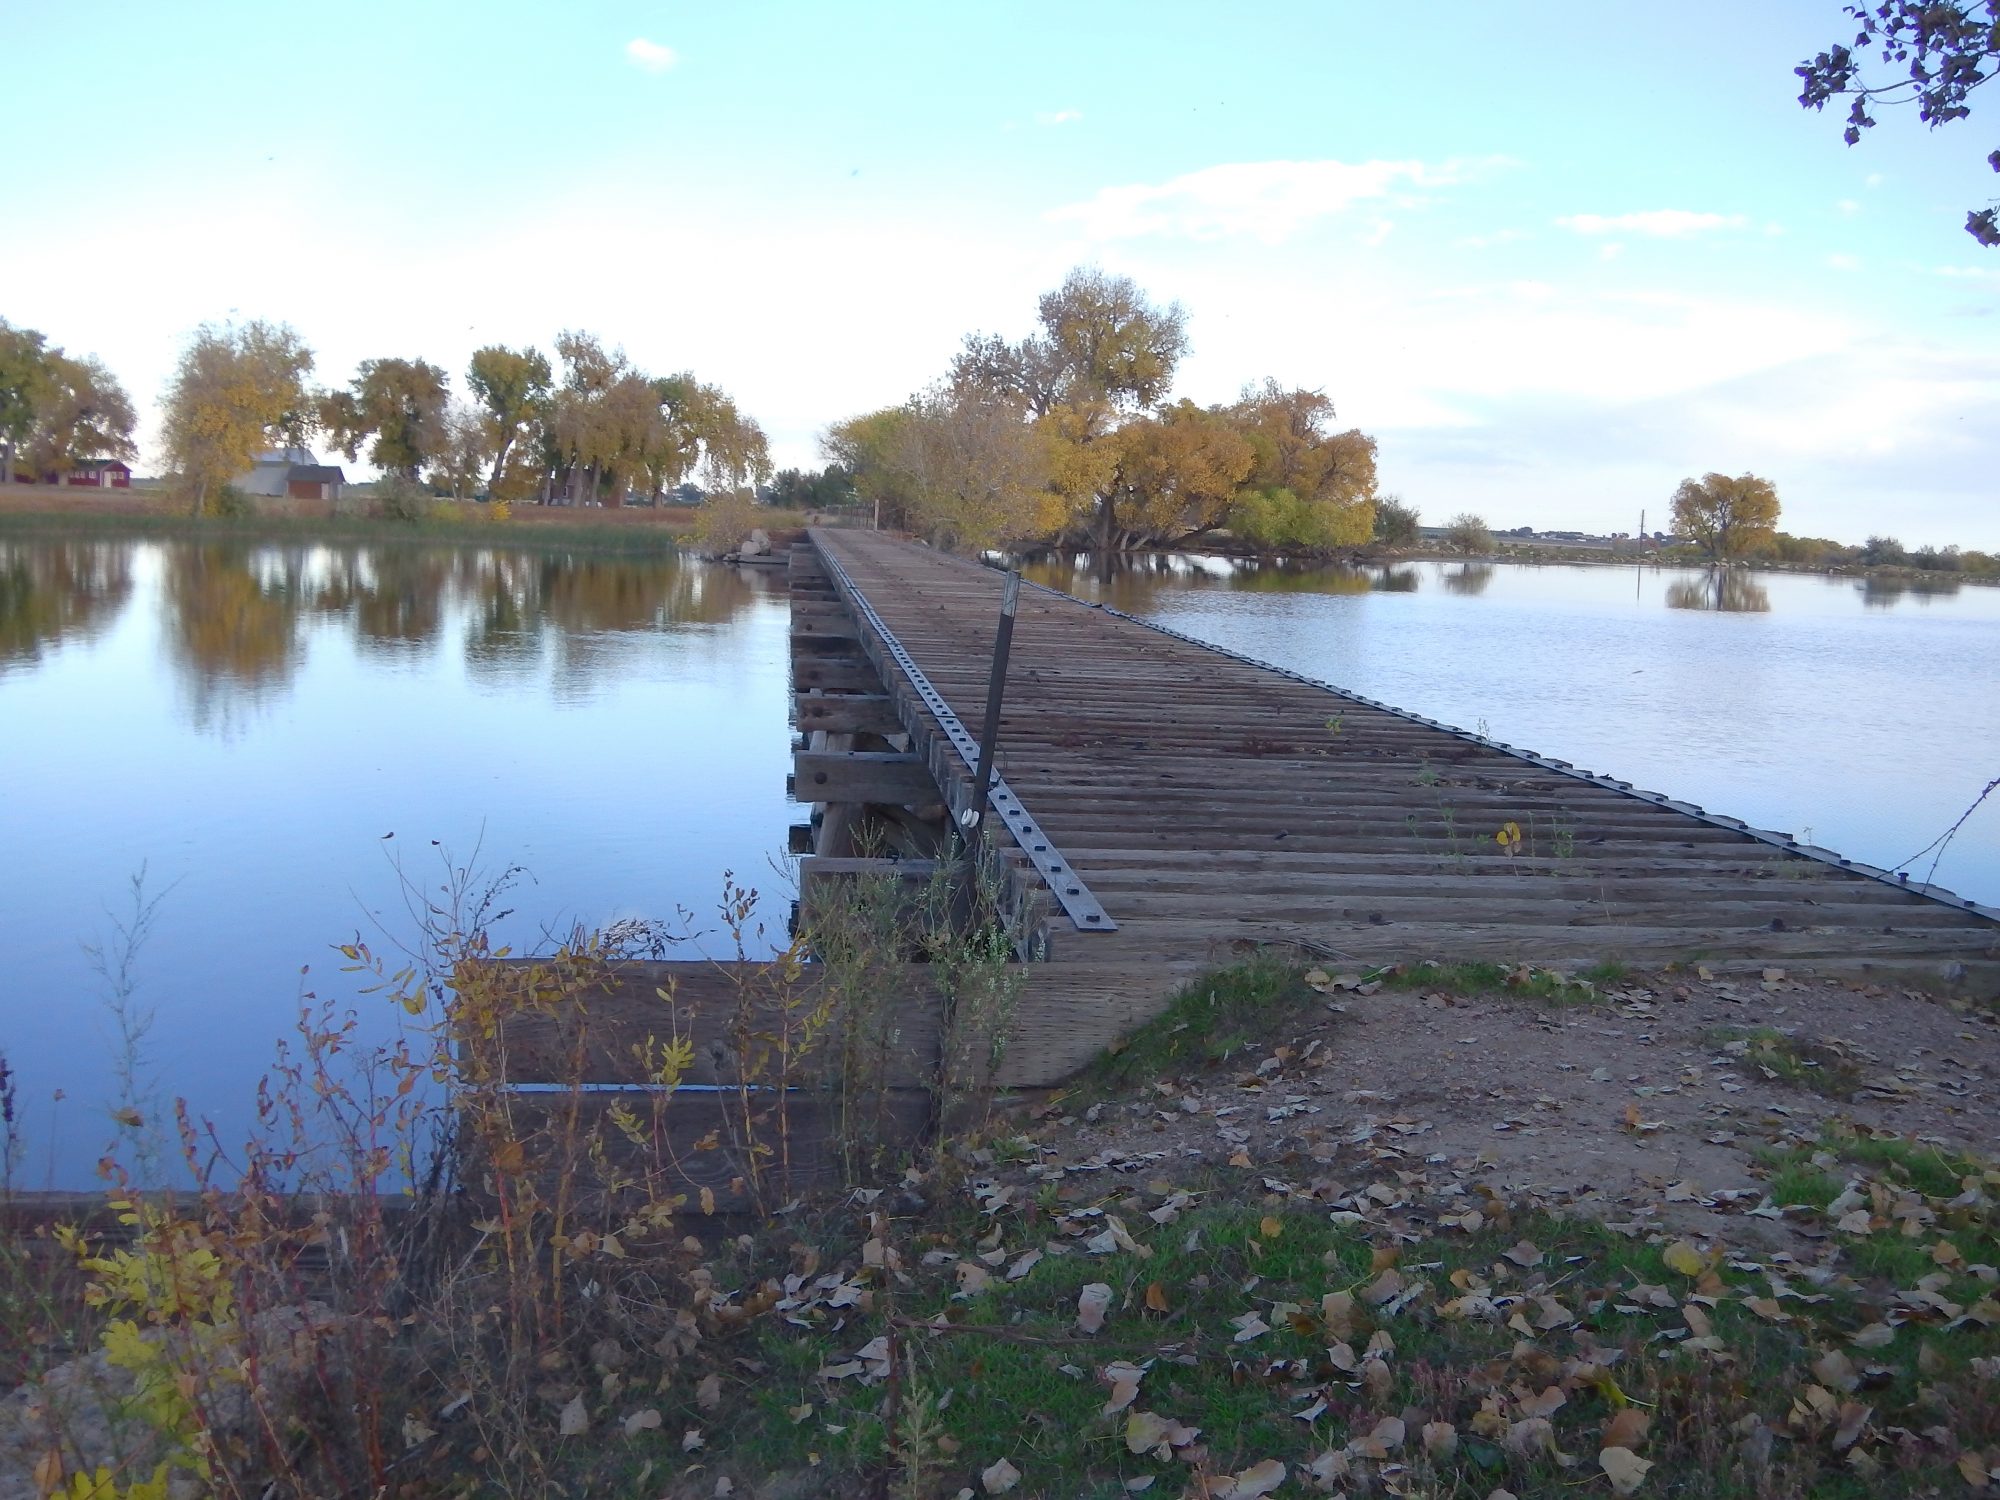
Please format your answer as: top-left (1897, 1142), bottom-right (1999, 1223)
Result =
top-left (63, 460), bottom-right (132, 488)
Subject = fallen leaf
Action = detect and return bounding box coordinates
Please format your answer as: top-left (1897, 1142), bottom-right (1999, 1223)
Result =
top-left (558, 1394), bottom-right (588, 1436)
top-left (1125, 1410), bottom-right (1200, 1459)
top-left (1260, 1215), bottom-right (1283, 1239)
top-left (1662, 1241), bottom-right (1706, 1278)
top-left (1602, 1409), bottom-right (1650, 1451)
top-left (1220, 1458), bottom-right (1286, 1497)
top-left (1361, 1268), bottom-right (1404, 1305)
top-left (1505, 1240), bottom-right (1544, 1268)
top-left (623, 1408), bottom-right (661, 1438)
top-left (1145, 1281), bottom-right (1171, 1313)
top-left (696, 1373), bottom-right (721, 1411)
top-left (1831, 1402), bottom-right (1871, 1453)
top-left (1812, 1350), bottom-right (1859, 1392)
top-left (682, 1427), bottom-right (706, 1452)
top-left (1600, 1445), bottom-right (1654, 1495)
top-left (1077, 1282), bottom-right (1113, 1335)
top-left (1422, 1421), bottom-right (1458, 1459)
top-left (1102, 1362), bottom-right (1145, 1416)
top-left (981, 1457), bottom-right (1021, 1494)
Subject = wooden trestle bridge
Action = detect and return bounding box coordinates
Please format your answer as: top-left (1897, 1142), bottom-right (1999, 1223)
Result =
top-left (469, 529), bottom-right (1998, 1210)
top-left (792, 527), bottom-right (1996, 1057)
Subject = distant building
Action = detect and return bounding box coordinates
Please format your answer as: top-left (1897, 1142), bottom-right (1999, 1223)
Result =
top-left (235, 447), bottom-right (345, 501)
top-left (9, 458), bottom-right (132, 487)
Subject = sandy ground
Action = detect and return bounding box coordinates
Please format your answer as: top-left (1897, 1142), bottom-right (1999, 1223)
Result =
top-left (998, 968), bottom-right (1999, 1250)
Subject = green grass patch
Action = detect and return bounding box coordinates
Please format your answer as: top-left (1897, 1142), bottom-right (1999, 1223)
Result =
top-left (1706, 1026), bottom-right (1864, 1098)
top-left (1089, 955), bottom-right (1315, 1090)
top-left (0, 505), bottom-right (690, 556)
top-left (595, 1192), bottom-right (2000, 1499)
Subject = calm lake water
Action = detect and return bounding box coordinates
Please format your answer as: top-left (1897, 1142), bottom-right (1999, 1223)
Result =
top-left (1, 536), bottom-right (798, 1187)
top-left (1022, 552), bottom-right (2000, 913)
top-left (4, 536), bottom-right (1996, 1186)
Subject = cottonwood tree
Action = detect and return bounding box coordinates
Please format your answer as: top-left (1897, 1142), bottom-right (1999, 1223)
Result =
top-left (0, 322), bottom-right (55, 483)
top-left (1224, 382), bottom-right (1377, 549)
top-left (0, 321), bottom-right (136, 482)
top-left (161, 320), bottom-right (316, 515)
top-left (850, 388), bottom-right (1054, 550)
top-left (1445, 513), bottom-right (1494, 554)
top-left (1798, 1), bottom-right (2000, 243)
top-left (1102, 399), bottom-right (1255, 546)
top-left (1670, 472), bottom-right (1781, 561)
top-left (429, 401), bottom-right (492, 499)
top-left (1373, 494), bottom-right (1421, 547)
top-left (322, 358), bottom-right (451, 479)
top-left (952, 266), bottom-right (1189, 548)
top-left (466, 345), bottom-right (552, 494)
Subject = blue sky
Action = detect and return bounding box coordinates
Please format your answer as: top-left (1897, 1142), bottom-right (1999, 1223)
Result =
top-left (5, 1), bottom-right (1997, 545)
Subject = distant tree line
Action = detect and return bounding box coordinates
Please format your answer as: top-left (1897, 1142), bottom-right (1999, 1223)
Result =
top-left (171, 323), bottom-right (773, 515)
top-left (823, 267), bottom-right (1380, 554)
top-left (0, 315), bottom-right (774, 516)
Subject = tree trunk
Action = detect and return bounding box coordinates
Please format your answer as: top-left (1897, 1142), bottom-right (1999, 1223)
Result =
top-left (487, 435), bottom-right (513, 496)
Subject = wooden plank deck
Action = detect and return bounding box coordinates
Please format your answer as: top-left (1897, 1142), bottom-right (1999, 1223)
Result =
top-left (809, 527), bottom-right (2000, 1053)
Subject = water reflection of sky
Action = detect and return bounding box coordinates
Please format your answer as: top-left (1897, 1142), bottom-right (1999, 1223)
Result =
top-left (1024, 555), bottom-right (2000, 913)
top-left (0, 537), bottom-right (798, 1187)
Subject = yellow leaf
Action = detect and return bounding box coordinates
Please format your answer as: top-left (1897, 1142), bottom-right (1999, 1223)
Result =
top-left (1259, 1216), bottom-right (1283, 1240)
top-left (1662, 1241), bottom-right (1706, 1277)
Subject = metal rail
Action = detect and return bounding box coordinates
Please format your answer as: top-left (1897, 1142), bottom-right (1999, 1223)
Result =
top-left (1006, 571), bottom-right (1999, 926)
top-left (814, 543), bottom-right (1118, 936)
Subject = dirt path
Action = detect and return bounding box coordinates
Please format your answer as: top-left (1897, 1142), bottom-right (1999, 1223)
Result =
top-left (1004, 968), bottom-right (1999, 1250)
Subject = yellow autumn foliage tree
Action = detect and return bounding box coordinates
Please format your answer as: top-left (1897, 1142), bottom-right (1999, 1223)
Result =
top-left (160, 321), bottom-right (316, 516)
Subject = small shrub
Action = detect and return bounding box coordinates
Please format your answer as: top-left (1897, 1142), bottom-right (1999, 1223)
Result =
top-left (373, 475), bottom-right (432, 525)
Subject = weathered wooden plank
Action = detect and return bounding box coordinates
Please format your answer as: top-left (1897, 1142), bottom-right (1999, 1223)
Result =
top-left (794, 749), bottom-right (936, 804)
top-left (792, 657), bottom-right (886, 693)
top-left (793, 692), bottom-right (904, 735)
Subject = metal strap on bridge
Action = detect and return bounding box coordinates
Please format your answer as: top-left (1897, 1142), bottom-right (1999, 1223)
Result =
top-left (815, 543), bottom-right (1117, 935)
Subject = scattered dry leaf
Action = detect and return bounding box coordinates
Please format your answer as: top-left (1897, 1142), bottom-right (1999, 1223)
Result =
top-left (1601, 1445), bottom-right (1654, 1495)
top-left (1077, 1282), bottom-right (1113, 1335)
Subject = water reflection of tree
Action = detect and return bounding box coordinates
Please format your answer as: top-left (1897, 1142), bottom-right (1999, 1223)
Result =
top-left (1665, 570), bottom-right (1771, 613)
top-left (1441, 563), bottom-right (1493, 596)
top-left (1857, 574), bottom-right (1960, 609)
top-left (0, 540), bottom-right (134, 668)
top-left (161, 542), bottom-right (304, 730)
top-left (1020, 550), bottom-right (1405, 607)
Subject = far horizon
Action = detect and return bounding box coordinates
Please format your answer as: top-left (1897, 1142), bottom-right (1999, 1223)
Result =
top-left (4, 2), bottom-right (1998, 549)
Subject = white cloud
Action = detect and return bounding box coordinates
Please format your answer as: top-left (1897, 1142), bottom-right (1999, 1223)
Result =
top-left (1826, 252), bottom-right (1861, 272)
top-left (624, 38), bottom-right (677, 73)
top-left (1049, 158), bottom-right (1487, 244)
top-left (1934, 264), bottom-right (2000, 280)
top-left (1034, 109), bottom-right (1082, 127)
top-left (1836, 198), bottom-right (1861, 216)
top-left (1557, 210), bottom-right (1747, 238)
top-left (1460, 228), bottom-right (1527, 249)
